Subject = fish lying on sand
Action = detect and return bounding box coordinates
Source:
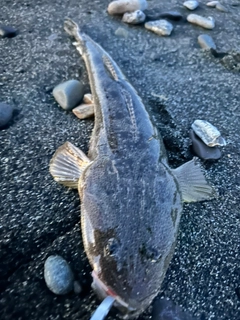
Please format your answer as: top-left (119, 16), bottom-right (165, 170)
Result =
top-left (50, 19), bottom-right (214, 319)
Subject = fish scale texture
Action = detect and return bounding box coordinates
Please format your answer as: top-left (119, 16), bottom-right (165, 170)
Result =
top-left (0, 0), bottom-right (239, 320)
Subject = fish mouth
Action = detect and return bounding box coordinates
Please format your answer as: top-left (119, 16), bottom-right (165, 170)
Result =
top-left (91, 271), bottom-right (139, 318)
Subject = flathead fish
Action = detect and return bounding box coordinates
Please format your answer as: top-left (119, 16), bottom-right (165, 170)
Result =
top-left (50, 19), bottom-right (214, 319)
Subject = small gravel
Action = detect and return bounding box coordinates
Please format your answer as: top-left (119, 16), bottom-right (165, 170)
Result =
top-left (53, 80), bottom-right (84, 111)
top-left (0, 102), bottom-right (14, 128)
top-left (198, 34), bottom-right (216, 50)
top-left (44, 255), bottom-right (74, 295)
top-left (145, 20), bottom-right (173, 36)
top-left (206, 1), bottom-right (219, 7)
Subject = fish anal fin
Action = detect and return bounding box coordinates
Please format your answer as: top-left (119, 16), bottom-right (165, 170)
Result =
top-left (172, 157), bottom-right (215, 203)
top-left (49, 141), bottom-right (91, 188)
top-left (103, 55), bottom-right (119, 81)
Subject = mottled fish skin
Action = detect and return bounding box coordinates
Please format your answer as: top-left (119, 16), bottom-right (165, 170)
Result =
top-left (64, 20), bottom-right (182, 318)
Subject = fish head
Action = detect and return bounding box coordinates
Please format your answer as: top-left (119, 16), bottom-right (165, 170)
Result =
top-left (80, 159), bottom-right (182, 318)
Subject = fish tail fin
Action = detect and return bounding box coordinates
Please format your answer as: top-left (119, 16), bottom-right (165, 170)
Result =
top-left (49, 141), bottom-right (91, 188)
top-left (172, 157), bottom-right (216, 202)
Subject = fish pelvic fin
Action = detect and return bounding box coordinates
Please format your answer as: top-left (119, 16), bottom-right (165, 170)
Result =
top-left (172, 157), bottom-right (215, 202)
top-left (49, 141), bottom-right (91, 188)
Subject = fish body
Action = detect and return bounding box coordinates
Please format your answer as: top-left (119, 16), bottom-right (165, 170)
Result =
top-left (50, 19), bottom-right (213, 319)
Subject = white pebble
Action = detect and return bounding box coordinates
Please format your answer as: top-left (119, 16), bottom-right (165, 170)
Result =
top-left (108, 0), bottom-right (148, 15)
top-left (53, 80), bottom-right (84, 110)
top-left (206, 1), bottom-right (219, 7)
top-left (145, 20), bottom-right (173, 36)
top-left (83, 93), bottom-right (93, 104)
top-left (191, 120), bottom-right (226, 147)
top-left (44, 255), bottom-right (74, 295)
top-left (187, 14), bottom-right (215, 29)
top-left (122, 10), bottom-right (146, 24)
top-left (183, 1), bottom-right (199, 10)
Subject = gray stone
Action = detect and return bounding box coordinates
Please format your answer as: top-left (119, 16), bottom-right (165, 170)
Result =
top-left (122, 10), bottom-right (146, 24)
top-left (190, 129), bottom-right (222, 160)
top-left (145, 20), bottom-right (173, 36)
top-left (115, 27), bottom-right (129, 38)
top-left (198, 34), bottom-right (216, 50)
top-left (0, 102), bottom-right (14, 128)
top-left (183, 0), bottom-right (199, 10)
top-left (216, 3), bottom-right (228, 12)
top-left (73, 280), bottom-right (82, 294)
top-left (0, 25), bottom-right (18, 38)
top-left (108, 0), bottom-right (148, 15)
top-left (187, 14), bottom-right (215, 29)
top-left (53, 80), bottom-right (84, 110)
top-left (44, 255), bottom-right (74, 295)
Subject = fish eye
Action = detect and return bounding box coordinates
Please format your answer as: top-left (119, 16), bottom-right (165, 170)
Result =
top-left (104, 238), bottom-right (119, 257)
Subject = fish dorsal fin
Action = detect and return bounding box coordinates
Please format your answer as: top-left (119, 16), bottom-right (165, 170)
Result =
top-left (172, 158), bottom-right (215, 202)
top-left (120, 87), bottom-right (138, 141)
top-left (103, 54), bottom-right (119, 81)
top-left (49, 141), bottom-right (91, 188)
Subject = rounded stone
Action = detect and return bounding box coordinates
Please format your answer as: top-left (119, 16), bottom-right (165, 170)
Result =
top-left (190, 129), bottom-right (222, 160)
top-left (216, 3), bottom-right (228, 12)
top-left (187, 14), bottom-right (215, 29)
top-left (53, 80), bottom-right (84, 111)
top-left (145, 20), bottom-right (173, 36)
top-left (198, 34), bottom-right (216, 50)
top-left (145, 10), bottom-right (183, 21)
top-left (0, 102), bottom-right (14, 128)
top-left (206, 1), bottom-right (219, 7)
top-left (44, 255), bottom-right (74, 295)
top-left (122, 10), bottom-right (146, 24)
top-left (108, 0), bottom-right (148, 15)
top-left (183, 1), bottom-right (199, 10)
top-left (0, 25), bottom-right (18, 38)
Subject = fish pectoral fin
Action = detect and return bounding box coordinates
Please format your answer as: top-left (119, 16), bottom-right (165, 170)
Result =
top-left (172, 157), bottom-right (215, 203)
top-left (49, 141), bottom-right (91, 188)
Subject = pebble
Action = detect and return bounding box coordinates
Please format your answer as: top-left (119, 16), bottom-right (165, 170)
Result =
top-left (183, 0), bottom-right (199, 10)
top-left (115, 27), bottom-right (129, 38)
top-left (44, 255), bottom-right (74, 295)
top-left (216, 3), bottom-right (228, 12)
top-left (73, 280), bottom-right (82, 294)
top-left (72, 103), bottom-right (94, 119)
top-left (83, 93), bottom-right (93, 104)
top-left (187, 14), bottom-right (215, 29)
top-left (145, 10), bottom-right (183, 21)
top-left (53, 80), bottom-right (84, 111)
top-left (198, 34), bottom-right (216, 50)
top-left (191, 119), bottom-right (226, 147)
top-left (145, 20), bottom-right (173, 36)
top-left (108, 0), bottom-right (148, 15)
top-left (0, 102), bottom-right (14, 128)
top-left (152, 298), bottom-right (195, 320)
top-left (0, 25), bottom-right (18, 38)
top-left (122, 10), bottom-right (146, 24)
top-left (206, 1), bottom-right (219, 7)
top-left (190, 129), bottom-right (222, 160)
